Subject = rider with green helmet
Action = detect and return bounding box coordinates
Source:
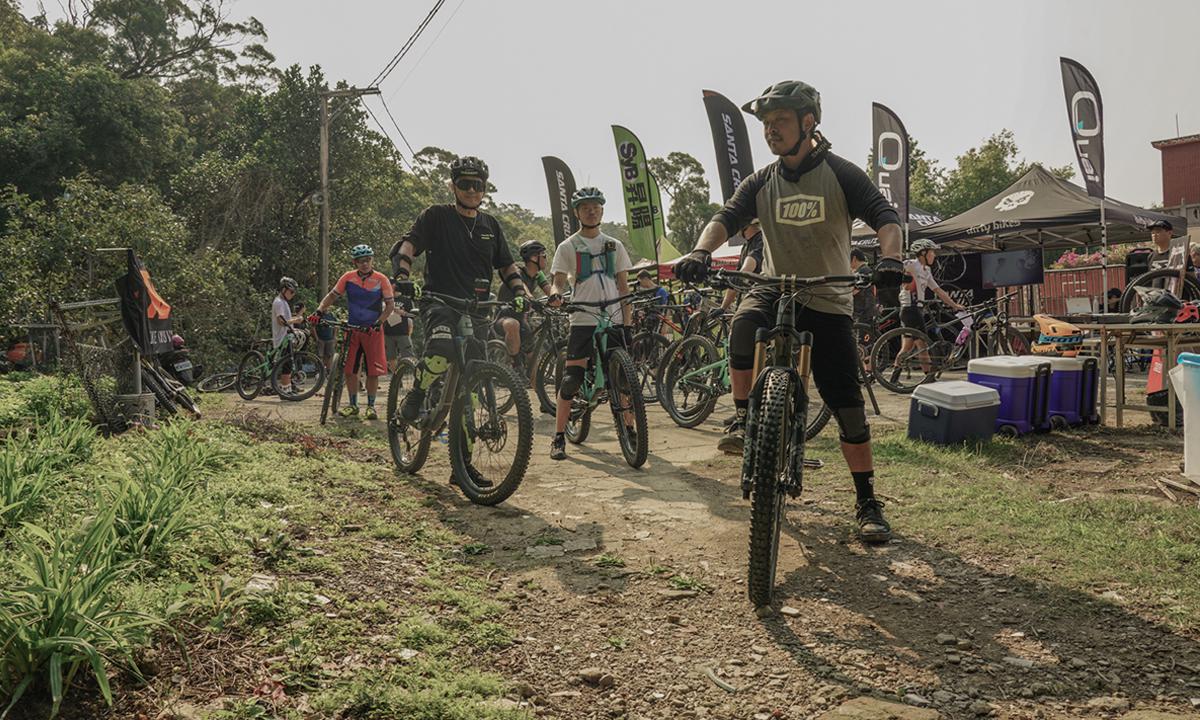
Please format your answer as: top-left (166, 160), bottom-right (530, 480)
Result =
top-left (546, 186), bottom-right (635, 461)
top-left (673, 80), bottom-right (905, 544)
top-left (313, 243), bottom-right (395, 419)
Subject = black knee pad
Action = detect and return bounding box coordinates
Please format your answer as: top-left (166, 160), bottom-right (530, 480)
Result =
top-left (559, 365), bottom-right (585, 400)
top-left (834, 406), bottom-right (871, 444)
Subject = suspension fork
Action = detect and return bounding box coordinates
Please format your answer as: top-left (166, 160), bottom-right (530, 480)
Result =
top-left (784, 332), bottom-right (813, 497)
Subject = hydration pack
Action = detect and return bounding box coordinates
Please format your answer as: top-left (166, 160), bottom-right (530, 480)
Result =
top-left (573, 237), bottom-right (617, 281)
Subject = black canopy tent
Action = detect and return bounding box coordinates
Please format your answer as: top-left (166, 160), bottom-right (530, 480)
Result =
top-left (851, 207), bottom-right (942, 248)
top-left (916, 164), bottom-right (1187, 251)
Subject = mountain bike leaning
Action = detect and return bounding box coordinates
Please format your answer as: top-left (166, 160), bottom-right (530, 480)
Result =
top-left (386, 289), bottom-right (534, 505)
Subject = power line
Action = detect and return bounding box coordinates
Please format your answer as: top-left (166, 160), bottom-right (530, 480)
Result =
top-left (378, 96), bottom-right (418, 158)
top-left (362, 100), bottom-right (414, 172)
top-left (367, 0), bottom-right (445, 89)
top-left (386, 0), bottom-right (467, 99)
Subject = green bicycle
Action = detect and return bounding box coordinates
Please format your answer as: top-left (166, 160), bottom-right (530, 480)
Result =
top-left (555, 294), bottom-right (649, 469)
top-left (235, 331), bottom-right (326, 402)
top-left (657, 330), bottom-right (833, 437)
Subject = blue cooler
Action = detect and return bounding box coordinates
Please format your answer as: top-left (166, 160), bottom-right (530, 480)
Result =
top-left (908, 381), bottom-right (1000, 445)
top-left (967, 356), bottom-right (1051, 436)
top-left (1040, 356), bottom-right (1099, 429)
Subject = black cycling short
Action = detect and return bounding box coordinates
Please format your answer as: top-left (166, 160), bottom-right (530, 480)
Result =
top-left (421, 302), bottom-right (486, 360)
top-left (566, 325), bottom-right (628, 361)
top-left (900, 306), bottom-right (924, 330)
top-left (728, 289), bottom-right (863, 410)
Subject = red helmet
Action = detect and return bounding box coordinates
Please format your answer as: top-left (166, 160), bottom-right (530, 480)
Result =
top-left (1176, 303), bottom-right (1200, 324)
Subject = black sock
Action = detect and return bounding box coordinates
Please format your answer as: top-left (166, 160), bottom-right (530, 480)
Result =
top-left (852, 470), bottom-right (875, 504)
top-left (734, 398), bottom-right (748, 421)
top-left (554, 431), bottom-right (564, 441)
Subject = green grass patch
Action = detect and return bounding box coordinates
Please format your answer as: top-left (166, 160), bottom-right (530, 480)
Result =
top-left (595, 553), bottom-right (625, 568)
top-left (809, 428), bottom-right (1200, 629)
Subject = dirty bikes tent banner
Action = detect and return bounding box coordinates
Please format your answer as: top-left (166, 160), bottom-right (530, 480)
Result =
top-left (702, 89), bottom-right (755, 202)
top-left (116, 249), bottom-right (174, 355)
top-left (541, 156), bottom-right (579, 247)
top-left (852, 207), bottom-right (941, 249)
top-left (917, 165), bottom-right (1186, 251)
top-left (871, 102), bottom-right (910, 228)
top-left (612, 125), bottom-right (663, 263)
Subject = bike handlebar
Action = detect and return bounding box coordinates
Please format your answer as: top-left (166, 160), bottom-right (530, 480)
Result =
top-left (711, 269), bottom-right (862, 291)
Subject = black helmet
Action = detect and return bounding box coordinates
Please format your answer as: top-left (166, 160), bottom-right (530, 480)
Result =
top-left (1130, 287), bottom-right (1183, 324)
top-left (519, 240), bottom-right (546, 261)
top-left (280, 276), bottom-right (298, 291)
top-left (571, 187), bottom-right (606, 208)
top-left (450, 155), bottom-right (489, 181)
top-left (742, 80), bottom-right (822, 123)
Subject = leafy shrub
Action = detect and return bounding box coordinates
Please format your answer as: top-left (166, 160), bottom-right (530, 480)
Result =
top-left (0, 519), bottom-right (158, 717)
top-left (0, 375), bottom-right (92, 429)
top-left (0, 445), bottom-right (55, 529)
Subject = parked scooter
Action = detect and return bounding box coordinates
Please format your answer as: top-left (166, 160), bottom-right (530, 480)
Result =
top-left (159, 334), bottom-right (204, 387)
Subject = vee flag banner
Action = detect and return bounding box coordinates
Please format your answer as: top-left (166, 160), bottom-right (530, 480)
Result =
top-left (116, 249), bottom-right (174, 355)
top-left (541, 156), bottom-right (579, 246)
top-left (612, 125), bottom-right (660, 263)
top-left (871, 102), bottom-right (909, 227)
top-left (702, 89), bottom-right (755, 201)
top-left (1059, 57), bottom-right (1105, 197)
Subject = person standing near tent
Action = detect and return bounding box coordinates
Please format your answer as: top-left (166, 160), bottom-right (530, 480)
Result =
top-left (895, 239), bottom-right (964, 372)
top-left (720, 219), bottom-right (765, 312)
top-left (673, 80), bottom-right (905, 543)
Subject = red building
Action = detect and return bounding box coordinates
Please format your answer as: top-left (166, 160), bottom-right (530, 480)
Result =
top-left (1151, 134), bottom-right (1200, 241)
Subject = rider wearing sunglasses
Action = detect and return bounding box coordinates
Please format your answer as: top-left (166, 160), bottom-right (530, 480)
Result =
top-left (390, 155), bottom-right (531, 423)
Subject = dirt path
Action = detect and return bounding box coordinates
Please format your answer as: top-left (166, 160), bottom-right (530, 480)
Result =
top-left (226, 379), bottom-right (1200, 720)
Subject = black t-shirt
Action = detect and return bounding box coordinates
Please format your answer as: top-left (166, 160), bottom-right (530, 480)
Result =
top-left (404, 205), bottom-right (515, 299)
top-left (497, 267), bottom-right (543, 302)
top-left (738, 231), bottom-right (764, 271)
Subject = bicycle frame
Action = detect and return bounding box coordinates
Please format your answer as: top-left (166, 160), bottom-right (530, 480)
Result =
top-left (673, 336), bottom-right (731, 395)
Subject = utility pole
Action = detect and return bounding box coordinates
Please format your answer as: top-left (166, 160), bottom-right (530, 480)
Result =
top-left (319, 86), bottom-right (380, 294)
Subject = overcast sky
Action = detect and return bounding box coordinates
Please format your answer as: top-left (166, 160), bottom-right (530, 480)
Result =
top-left (27, 0), bottom-right (1200, 218)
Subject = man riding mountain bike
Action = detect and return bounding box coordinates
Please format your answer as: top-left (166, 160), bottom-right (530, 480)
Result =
top-left (548, 186), bottom-right (635, 461)
top-left (674, 80), bottom-right (906, 544)
top-left (312, 245), bottom-right (395, 419)
top-left (390, 155), bottom-right (533, 425)
top-left (495, 239), bottom-right (559, 377)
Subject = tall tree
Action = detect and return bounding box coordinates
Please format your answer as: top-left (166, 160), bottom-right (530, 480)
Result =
top-left (647, 151), bottom-right (721, 255)
top-left (938, 130), bottom-right (1074, 217)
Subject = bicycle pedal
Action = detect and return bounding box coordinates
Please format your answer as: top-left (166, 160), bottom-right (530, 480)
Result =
top-left (802, 458), bottom-right (824, 470)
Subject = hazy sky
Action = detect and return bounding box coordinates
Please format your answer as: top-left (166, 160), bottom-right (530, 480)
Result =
top-left (26, 0), bottom-right (1200, 219)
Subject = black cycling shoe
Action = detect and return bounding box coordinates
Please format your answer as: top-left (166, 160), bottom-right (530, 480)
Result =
top-left (399, 387), bottom-right (425, 423)
top-left (550, 434), bottom-right (567, 461)
top-left (717, 420), bottom-right (744, 455)
top-left (855, 498), bottom-right (892, 544)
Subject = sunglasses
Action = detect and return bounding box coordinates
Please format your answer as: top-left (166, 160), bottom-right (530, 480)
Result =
top-left (454, 178), bottom-right (486, 193)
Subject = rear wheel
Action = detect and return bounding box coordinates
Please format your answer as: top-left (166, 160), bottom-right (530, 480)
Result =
top-left (449, 362), bottom-right (533, 505)
top-left (805, 400), bottom-right (831, 440)
top-left (747, 368), bottom-right (797, 608)
top-left (659, 335), bottom-right (722, 428)
top-left (236, 350), bottom-right (266, 400)
top-left (197, 372), bottom-right (237, 393)
top-left (387, 357), bottom-right (431, 473)
top-left (608, 348), bottom-right (649, 468)
top-left (991, 326), bottom-right (1030, 356)
top-left (272, 350), bottom-right (326, 401)
top-left (870, 327), bottom-right (936, 394)
top-left (1120, 269), bottom-right (1200, 312)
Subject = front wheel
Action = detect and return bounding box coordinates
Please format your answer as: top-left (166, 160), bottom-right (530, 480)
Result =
top-left (236, 350), bottom-right (266, 400)
top-left (197, 372), bottom-right (237, 393)
top-left (272, 350), bottom-right (326, 401)
top-left (387, 358), bottom-right (432, 473)
top-left (485, 339), bottom-right (518, 413)
top-left (870, 327), bottom-right (936, 394)
top-left (630, 332), bottom-right (670, 403)
top-left (747, 368), bottom-right (798, 607)
top-left (608, 348), bottom-right (649, 468)
top-left (990, 326), bottom-right (1030, 356)
top-left (319, 352), bottom-right (344, 425)
top-left (449, 362), bottom-right (533, 506)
